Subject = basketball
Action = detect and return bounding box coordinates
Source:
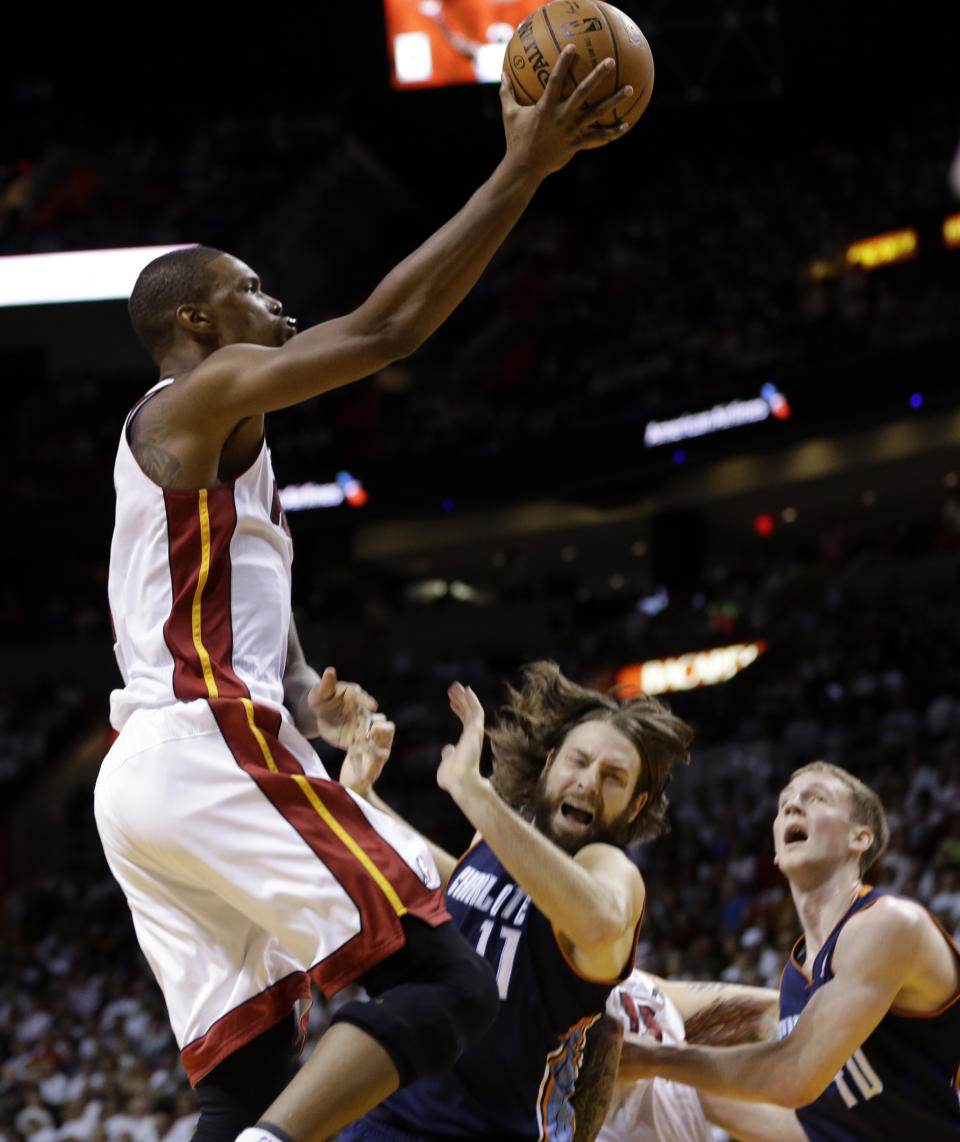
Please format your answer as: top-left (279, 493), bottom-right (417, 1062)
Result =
top-left (504, 1), bottom-right (654, 134)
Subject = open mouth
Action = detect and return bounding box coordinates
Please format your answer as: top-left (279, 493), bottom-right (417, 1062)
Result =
top-left (784, 824), bottom-right (808, 845)
top-left (561, 803), bottom-right (595, 828)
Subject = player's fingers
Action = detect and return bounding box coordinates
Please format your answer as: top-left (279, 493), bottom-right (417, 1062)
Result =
top-left (499, 67), bottom-right (517, 105)
top-left (316, 665), bottom-right (338, 697)
top-left (448, 680), bottom-right (466, 713)
top-left (462, 686), bottom-right (484, 722)
top-left (586, 83), bottom-right (634, 122)
top-left (369, 719), bottom-right (395, 749)
top-left (341, 681), bottom-right (378, 712)
top-left (565, 56), bottom-right (616, 109)
top-left (541, 43), bottom-right (577, 102)
top-left (573, 122), bottom-right (630, 151)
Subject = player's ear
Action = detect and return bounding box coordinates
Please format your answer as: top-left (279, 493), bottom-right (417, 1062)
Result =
top-left (850, 823), bottom-right (873, 861)
top-left (176, 302), bottom-right (215, 338)
top-left (627, 790), bottom-right (648, 822)
top-left (539, 748), bottom-right (555, 779)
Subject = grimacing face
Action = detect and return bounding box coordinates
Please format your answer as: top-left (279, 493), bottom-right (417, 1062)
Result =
top-left (533, 719), bottom-right (647, 853)
top-left (773, 771), bottom-right (871, 876)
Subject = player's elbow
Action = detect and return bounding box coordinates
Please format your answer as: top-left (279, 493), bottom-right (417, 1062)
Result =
top-left (357, 306), bottom-right (429, 367)
top-left (750, 1042), bottom-right (828, 1109)
top-left (374, 317), bottom-right (423, 364)
top-left (774, 1073), bottom-right (829, 1110)
top-left (575, 902), bottom-right (633, 951)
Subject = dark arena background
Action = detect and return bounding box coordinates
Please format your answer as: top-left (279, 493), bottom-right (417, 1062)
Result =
top-left (2, 5), bottom-right (958, 1140)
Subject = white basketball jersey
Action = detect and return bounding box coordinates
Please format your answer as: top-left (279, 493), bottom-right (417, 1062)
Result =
top-left (108, 380), bottom-right (293, 731)
top-left (601, 971), bottom-right (712, 1142)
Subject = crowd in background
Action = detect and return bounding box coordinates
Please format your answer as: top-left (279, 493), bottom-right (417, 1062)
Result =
top-left (3, 502), bottom-right (960, 1142)
top-left (3, 97), bottom-right (959, 505)
top-left (2, 39), bottom-right (960, 1142)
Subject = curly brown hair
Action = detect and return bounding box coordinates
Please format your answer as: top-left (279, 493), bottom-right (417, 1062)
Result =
top-left (487, 661), bottom-right (694, 846)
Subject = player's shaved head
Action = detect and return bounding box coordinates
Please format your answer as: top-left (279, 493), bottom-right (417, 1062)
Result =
top-left (128, 245), bottom-right (226, 362)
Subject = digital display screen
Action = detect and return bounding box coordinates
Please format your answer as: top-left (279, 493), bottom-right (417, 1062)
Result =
top-left (383, 0), bottom-right (540, 90)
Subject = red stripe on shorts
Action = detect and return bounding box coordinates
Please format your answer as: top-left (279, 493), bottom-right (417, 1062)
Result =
top-left (180, 970), bottom-right (311, 1085)
top-left (162, 485), bottom-right (248, 701)
top-left (210, 697), bottom-right (449, 997)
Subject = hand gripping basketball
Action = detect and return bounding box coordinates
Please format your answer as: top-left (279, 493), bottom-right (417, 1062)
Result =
top-left (500, 45), bottom-right (634, 173)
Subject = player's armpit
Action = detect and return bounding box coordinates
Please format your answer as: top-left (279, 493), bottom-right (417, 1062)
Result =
top-left (698, 1091), bottom-right (808, 1142)
top-left (571, 1013), bottom-right (623, 1142)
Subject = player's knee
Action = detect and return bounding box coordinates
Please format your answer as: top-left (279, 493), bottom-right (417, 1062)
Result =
top-left (441, 936), bottom-right (500, 1052)
top-left (333, 922), bottom-right (498, 1085)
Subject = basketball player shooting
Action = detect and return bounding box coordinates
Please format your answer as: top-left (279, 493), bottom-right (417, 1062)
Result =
top-left (94, 46), bottom-right (636, 1142)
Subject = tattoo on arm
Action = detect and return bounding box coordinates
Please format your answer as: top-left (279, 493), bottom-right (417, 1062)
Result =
top-left (131, 411), bottom-right (184, 487)
top-left (684, 997), bottom-right (779, 1046)
top-left (135, 443), bottom-right (184, 485)
top-left (572, 1014), bottom-right (623, 1142)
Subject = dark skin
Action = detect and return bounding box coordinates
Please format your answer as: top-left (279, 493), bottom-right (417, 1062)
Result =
top-left (124, 50), bottom-right (637, 1142)
top-left (129, 258), bottom-right (293, 487)
top-left (128, 48), bottom-right (634, 501)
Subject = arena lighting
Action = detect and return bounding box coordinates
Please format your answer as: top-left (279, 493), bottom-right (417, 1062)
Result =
top-left (0, 244), bottom-right (195, 306)
top-left (615, 641), bottom-right (767, 696)
top-left (384, 0), bottom-right (536, 90)
top-left (845, 229), bottom-right (917, 270)
top-left (944, 214), bottom-right (960, 248)
top-left (644, 384), bottom-right (790, 447)
top-left (278, 472), bottom-right (368, 511)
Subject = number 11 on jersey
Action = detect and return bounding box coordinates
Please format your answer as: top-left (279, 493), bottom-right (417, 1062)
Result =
top-left (476, 920), bottom-right (522, 999)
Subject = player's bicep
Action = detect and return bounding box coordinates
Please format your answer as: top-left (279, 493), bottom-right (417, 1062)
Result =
top-left (189, 312), bottom-right (400, 422)
top-left (572, 844), bottom-right (645, 930)
top-left (559, 848), bottom-right (644, 978)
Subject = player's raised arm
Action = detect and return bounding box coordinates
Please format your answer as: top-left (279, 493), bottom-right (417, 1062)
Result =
top-left (437, 682), bottom-right (645, 981)
top-left (165, 48), bottom-right (635, 434)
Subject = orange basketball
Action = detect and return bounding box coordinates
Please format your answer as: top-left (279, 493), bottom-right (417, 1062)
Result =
top-left (505, 1), bottom-right (654, 134)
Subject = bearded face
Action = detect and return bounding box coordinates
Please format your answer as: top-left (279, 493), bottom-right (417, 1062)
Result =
top-left (531, 719), bottom-right (647, 853)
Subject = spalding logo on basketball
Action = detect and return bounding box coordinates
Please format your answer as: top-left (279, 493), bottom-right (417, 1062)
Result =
top-left (505, 0), bottom-right (654, 134)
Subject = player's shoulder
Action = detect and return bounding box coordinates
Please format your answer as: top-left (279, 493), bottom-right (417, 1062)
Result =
top-left (853, 890), bottom-right (929, 930)
top-left (573, 841), bottom-right (643, 877)
top-left (835, 892), bottom-right (928, 964)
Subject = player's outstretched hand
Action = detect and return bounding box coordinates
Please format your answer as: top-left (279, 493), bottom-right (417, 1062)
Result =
top-left (302, 666), bottom-right (378, 748)
top-left (500, 44), bottom-right (634, 174)
top-left (437, 682), bottom-right (487, 801)
top-left (340, 713), bottom-right (396, 796)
